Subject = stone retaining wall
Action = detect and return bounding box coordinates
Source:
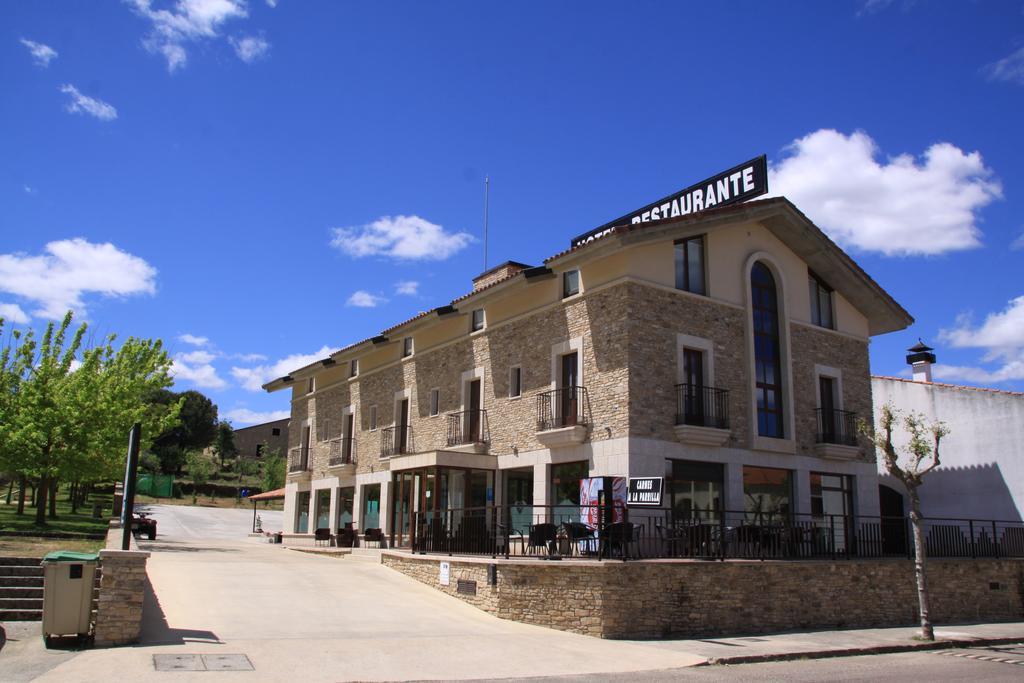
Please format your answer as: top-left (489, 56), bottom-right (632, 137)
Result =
top-left (94, 524), bottom-right (150, 647)
top-left (382, 552), bottom-right (1024, 639)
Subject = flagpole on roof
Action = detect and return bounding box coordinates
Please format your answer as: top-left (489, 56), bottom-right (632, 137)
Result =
top-left (483, 175), bottom-right (490, 271)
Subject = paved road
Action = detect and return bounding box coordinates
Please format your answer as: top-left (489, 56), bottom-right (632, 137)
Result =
top-left (506, 648), bottom-right (1024, 682)
top-left (29, 504), bottom-right (704, 682)
top-left (134, 502), bottom-right (283, 541)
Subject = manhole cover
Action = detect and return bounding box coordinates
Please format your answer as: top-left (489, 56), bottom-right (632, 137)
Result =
top-left (153, 654), bottom-right (254, 671)
top-left (153, 654), bottom-right (204, 671)
top-left (203, 654), bottom-right (254, 671)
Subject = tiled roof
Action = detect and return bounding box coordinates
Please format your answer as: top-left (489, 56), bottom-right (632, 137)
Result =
top-left (872, 375), bottom-right (1024, 397)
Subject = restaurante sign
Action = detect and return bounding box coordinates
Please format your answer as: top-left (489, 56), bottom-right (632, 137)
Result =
top-left (570, 155), bottom-right (768, 249)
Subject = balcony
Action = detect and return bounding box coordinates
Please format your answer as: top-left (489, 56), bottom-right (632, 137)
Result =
top-left (381, 425), bottom-right (414, 458)
top-left (446, 409), bottom-right (489, 453)
top-left (287, 446), bottom-right (310, 477)
top-left (328, 437), bottom-right (356, 471)
top-left (536, 386), bottom-right (589, 448)
top-left (674, 383), bottom-right (731, 447)
top-left (814, 408), bottom-right (861, 460)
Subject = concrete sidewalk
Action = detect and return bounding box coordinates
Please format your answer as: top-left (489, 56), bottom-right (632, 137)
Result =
top-left (650, 621), bottom-right (1024, 665)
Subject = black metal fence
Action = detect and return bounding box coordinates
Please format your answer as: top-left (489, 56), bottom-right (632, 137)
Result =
top-left (328, 437), bottom-right (356, 466)
top-left (675, 383), bottom-right (729, 429)
top-left (815, 408), bottom-right (859, 446)
top-left (536, 386), bottom-right (589, 431)
top-left (446, 409), bottom-right (489, 447)
top-left (410, 504), bottom-right (1024, 562)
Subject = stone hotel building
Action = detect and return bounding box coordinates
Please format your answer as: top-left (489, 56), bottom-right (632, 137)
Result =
top-left (264, 197), bottom-right (912, 546)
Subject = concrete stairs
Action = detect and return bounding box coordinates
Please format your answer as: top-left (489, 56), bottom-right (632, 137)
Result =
top-left (346, 547), bottom-right (382, 563)
top-left (0, 557), bottom-right (43, 621)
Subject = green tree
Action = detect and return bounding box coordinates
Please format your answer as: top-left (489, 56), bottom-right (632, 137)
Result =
top-left (260, 445), bottom-right (285, 494)
top-left (212, 421), bottom-right (238, 469)
top-left (150, 390), bottom-right (218, 474)
top-left (0, 320), bottom-right (35, 515)
top-left (2, 313), bottom-right (179, 525)
top-left (869, 404), bottom-right (949, 642)
top-left (185, 450), bottom-right (213, 505)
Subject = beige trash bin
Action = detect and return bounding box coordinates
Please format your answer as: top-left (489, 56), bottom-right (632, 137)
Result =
top-left (41, 551), bottom-right (98, 643)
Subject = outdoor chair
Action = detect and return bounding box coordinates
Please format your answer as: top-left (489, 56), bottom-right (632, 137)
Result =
top-left (335, 527), bottom-right (356, 548)
top-left (526, 523), bottom-right (557, 555)
top-left (314, 527), bottom-right (331, 546)
top-left (364, 527), bottom-right (384, 548)
top-left (604, 521), bottom-right (642, 559)
top-left (561, 521), bottom-right (596, 556)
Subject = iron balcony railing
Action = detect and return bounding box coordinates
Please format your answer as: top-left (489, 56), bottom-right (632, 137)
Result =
top-left (409, 504), bottom-right (1024, 563)
top-left (328, 437), bottom-right (356, 467)
top-left (816, 408), bottom-right (859, 447)
top-left (287, 446), bottom-right (308, 473)
top-left (536, 386), bottom-right (589, 432)
top-left (675, 383), bottom-right (729, 429)
top-left (381, 425), bottom-right (413, 457)
top-left (446, 409), bottom-right (489, 447)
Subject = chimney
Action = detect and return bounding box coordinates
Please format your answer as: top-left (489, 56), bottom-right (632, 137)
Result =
top-left (471, 261), bottom-right (531, 292)
top-left (906, 339), bottom-right (936, 382)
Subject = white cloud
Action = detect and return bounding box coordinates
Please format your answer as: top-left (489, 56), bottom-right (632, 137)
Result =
top-left (0, 303), bottom-right (30, 324)
top-left (769, 129), bottom-right (1001, 256)
top-left (0, 238), bottom-right (157, 319)
top-left (936, 296), bottom-right (1024, 383)
top-left (395, 280), bottom-right (419, 296)
top-left (346, 290), bottom-right (386, 308)
top-left (20, 38), bottom-right (58, 67)
top-left (23, 186), bottom-right (35, 195)
top-left (231, 345), bottom-right (335, 392)
top-left (231, 352), bottom-right (268, 362)
top-left (179, 333), bottom-right (209, 346)
top-left (265, 0), bottom-right (277, 6)
top-left (222, 407), bottom-right (289, 425)
top-left (230, 35), bottom-right (269, 62)
top-left (171, 350), bottom-right (226, 389)
top-left (983, 47), bottom-right (1024, 86)
top-left (330, 215), bottom-right (474, 261)
top-left (1012, 229), bottom-right (1024, 251)
top-left (59, 84), bottom-right (118, 121)
top-left (127, 0), bottom-right (249, 72)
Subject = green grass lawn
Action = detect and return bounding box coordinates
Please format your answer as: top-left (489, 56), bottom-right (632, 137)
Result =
top-left (0, 488), bottom-right (112, 537)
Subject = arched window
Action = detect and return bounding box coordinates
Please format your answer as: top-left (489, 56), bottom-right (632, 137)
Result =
top-left (751, 262), bottom-right (784, 438)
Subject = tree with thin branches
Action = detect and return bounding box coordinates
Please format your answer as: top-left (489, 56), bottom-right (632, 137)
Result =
top-left (868, 404), bottom-right (949, 641)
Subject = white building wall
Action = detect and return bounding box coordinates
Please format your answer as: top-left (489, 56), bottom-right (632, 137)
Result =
top-left (872, 377), bottom-right (1024, 521)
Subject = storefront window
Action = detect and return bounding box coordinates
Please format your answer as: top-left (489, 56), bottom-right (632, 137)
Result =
top-left (551, 461), bottom-right (588, 508)
top-left (811, 473), bottom-right (852, 519)
top-left (337, 487), bottom-right (355, 529)
top-left (742, 466), bottom-right (791, 521)
top-left (506, 470), bottom-right (533, 533)
top-left (362, 484), bottom-right (380, 529)
top-left (315, 490), bottom-right (331, 530)
top-left (665, 459), bottom-right (723, 522)
top-left (295, 491), bottom-right (310, 533)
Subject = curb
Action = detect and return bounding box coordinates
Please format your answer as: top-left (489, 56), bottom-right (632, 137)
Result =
top-left (701, 636), bottom-right (1024, 666)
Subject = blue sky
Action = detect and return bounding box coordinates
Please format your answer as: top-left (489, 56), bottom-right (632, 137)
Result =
top-left (2, 0), bottom-right (1023, 425)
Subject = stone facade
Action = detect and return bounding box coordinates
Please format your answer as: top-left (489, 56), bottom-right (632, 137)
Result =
top-left (383, 552), bottom-right (1024, 639)
top-left (232, 418), bottom-right (289, 460)
top-left (94, 526), bottom-right (150, 647)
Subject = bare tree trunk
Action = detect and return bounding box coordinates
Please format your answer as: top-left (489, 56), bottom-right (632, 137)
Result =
top-left (29, 483), bottom-right (36, 507)
top-left (48, 479), bottom-right (58, 519)
top-left (5, 478), bottom-right (12, 505)
top-left (16, 475), bottom-right (26, 515)
top-left (35, 475), bottom-right (48, 526)
top-left (908, 488), bottom-right (934, 640)
top-left (70, 481), bottom-right (80, 514)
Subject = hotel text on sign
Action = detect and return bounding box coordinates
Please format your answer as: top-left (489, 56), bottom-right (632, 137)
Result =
top-left (627, 477), bottom-right (664, 506)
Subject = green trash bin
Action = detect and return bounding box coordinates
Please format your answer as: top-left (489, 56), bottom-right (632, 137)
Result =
top-left (41, 551), bottom-right (100, 644)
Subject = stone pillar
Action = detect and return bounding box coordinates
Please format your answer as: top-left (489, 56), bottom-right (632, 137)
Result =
top-left (307, 491), bottom-right (318, 532)
top-left (94, 549), bottom-right (150, 647)
top-left (327, 486), bottom-right (339, 533)
top-left (379, 480), bottom-right (392, 536)
top-left (724, 461), bottom-right (744, 524)
top-left (794, 467), bottom-right (812, 516)
top-left (283, 482), bottom-right (298, 533)
top-left (533, 463), bottom-right (549, 522)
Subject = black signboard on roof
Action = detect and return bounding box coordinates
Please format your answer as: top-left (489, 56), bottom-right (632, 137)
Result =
top-left (570, 155), bottom-right (768, 249)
